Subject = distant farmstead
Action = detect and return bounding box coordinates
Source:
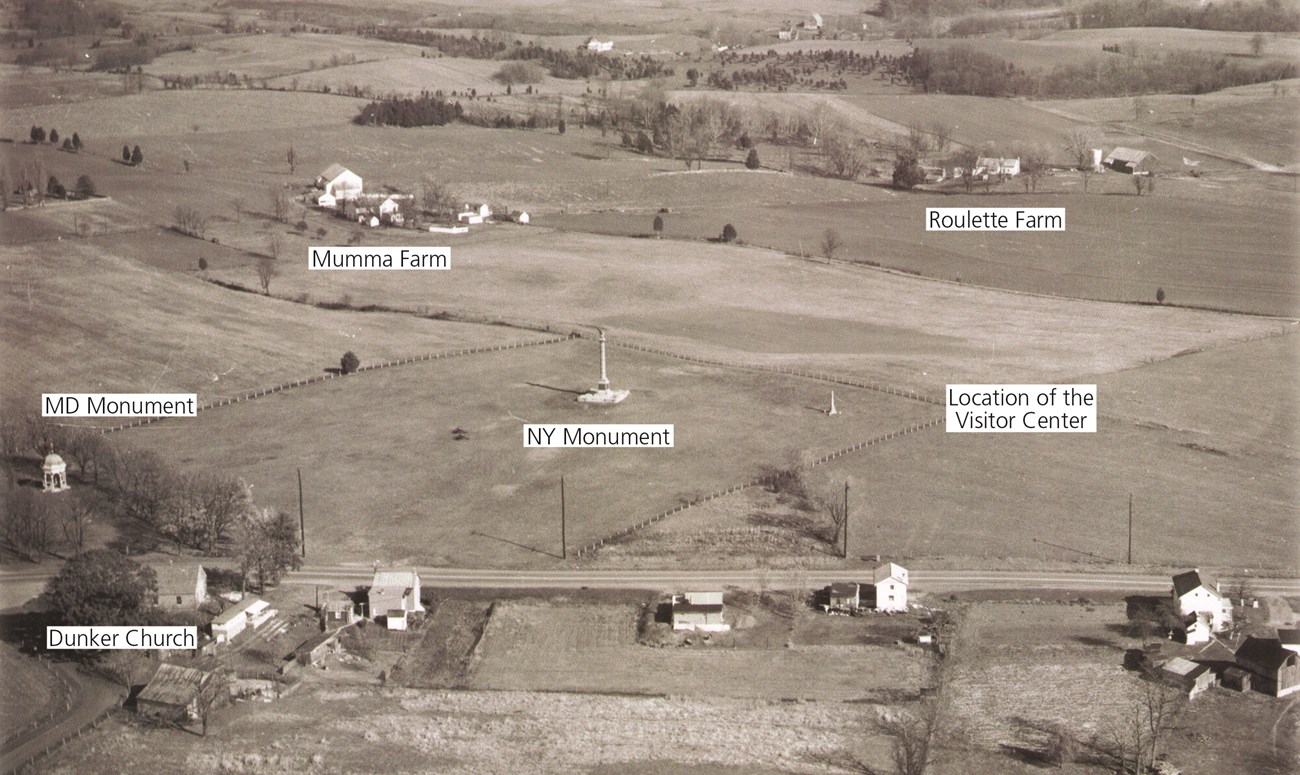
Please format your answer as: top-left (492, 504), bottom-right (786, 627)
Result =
top-left (583, 37), bottom-right (614, 52)
top-left (671, 591), bottom-right (730, 632)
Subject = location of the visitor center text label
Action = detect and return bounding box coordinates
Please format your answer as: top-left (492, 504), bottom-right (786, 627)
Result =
top-left (946, 385), bottom-right (1096, 432)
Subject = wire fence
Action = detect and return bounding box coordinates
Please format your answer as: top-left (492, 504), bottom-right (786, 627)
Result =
top-left (573, 416), bottom-right (944, 558)
top-left (98, 335), bottom-right (571, 436)
top-left (7, 704), bottom-right (116, 775)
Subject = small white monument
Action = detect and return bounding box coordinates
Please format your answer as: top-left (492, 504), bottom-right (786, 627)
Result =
top-left (827, 391), bottom-right (840, 416)
top-left (577, 329), bottom-right (629, 404)
top-left (42, 453), bottom-right (69, 492)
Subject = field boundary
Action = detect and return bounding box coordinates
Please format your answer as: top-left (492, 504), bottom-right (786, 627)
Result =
top-left (4, 705), bottom-right (115, 775)
top-left (99, 335), bottom-right (572, 436)
top-left (573, 415), bottom-right (943, 558)
top-left (610, 341), bottom-right (942, 406)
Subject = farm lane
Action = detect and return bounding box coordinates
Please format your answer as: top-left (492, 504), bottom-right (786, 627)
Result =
top-left (0, 668), bottom-right (122, 774)
top-left (279, 566), bottom-right (1300, 595)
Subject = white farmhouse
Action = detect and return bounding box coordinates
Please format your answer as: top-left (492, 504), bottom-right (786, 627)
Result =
top-left (977, 157), bottom-right (1020, 177)
top-left (1172, 569), bottom-right (1232, 632)
top-left (870, 562), bottom-right (909, 612)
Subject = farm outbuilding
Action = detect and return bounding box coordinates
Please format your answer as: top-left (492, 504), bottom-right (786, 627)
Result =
top-left (321, 598), bottom-right (358, 628)
top-left (136, 663), bottom-right (214, 722)
top-left (1222, 666), bottom-right (1252, 692)
top-left (295, 628), bottom-right (344, 667)
top-left (823, 583), bottom-right (860, 611)
top-left (315, 163), bottom-right (362, 200)
top-left (211, 596), bottom-right (273, 644)
top-left (151, 561), bottom-right (207, 609)
top-left (671, 591), bottom-right (730, 632)
top-left (1104, 147), bottom-right (1155, 174)
top-left (1159, 657), bottom-right (1216, 698)
top-left (1235, 636), bottom-right (1300, 698)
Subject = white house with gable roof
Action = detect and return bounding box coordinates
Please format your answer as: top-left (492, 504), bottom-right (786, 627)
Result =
top-left (870, 563), bottom-right (909, 612)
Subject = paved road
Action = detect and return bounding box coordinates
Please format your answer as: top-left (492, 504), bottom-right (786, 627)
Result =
top-left (282, 565), bottom-right (1300, 594)
top-left (0, 666), bottom-right (121, 774)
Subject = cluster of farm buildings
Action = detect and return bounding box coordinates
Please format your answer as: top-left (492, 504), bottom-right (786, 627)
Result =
top-left (311, 163), bottom-right (527, 232)
top-left (922, 147), bottom-right (1155, 184)
top-left (121, 559), bottom-right (1297, 725)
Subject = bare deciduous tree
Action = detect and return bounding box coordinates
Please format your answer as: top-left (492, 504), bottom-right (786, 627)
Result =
top-left (1104, 675), bottom-right (1187, 775)
top-left (257, 256), bottom-right (278, 295)
top-left (874, 702), bottom-right (939, 775)
top-left (269, 186), bottom-right (290, 222)
top-left (821, 228), bottom-right (842, 263)
top-left (951, 147), bottom-right (980, 193)
top-left (824, 131), bottom-right (868, 180)
top-left (1064, 127), bottom-right (1103, 170)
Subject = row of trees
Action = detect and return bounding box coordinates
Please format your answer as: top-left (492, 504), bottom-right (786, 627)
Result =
top-left (28, 126), bottom-right (83, 151)
top-left (1079, 0), bottom-right (1299, 32)
top-left (909, 44), bottom-right (1295, 98)
top-left (121, 143), bottom-right (144, 166)
top-left (2, 163), bottom-right (96, 210)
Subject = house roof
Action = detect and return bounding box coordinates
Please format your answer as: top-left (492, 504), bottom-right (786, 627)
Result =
top-left (1173, 570), bottom-right (1219, 598)
top-left (1105, 147), bottom-right (1152, 165)
top-left (1277, 628), bottom-right (1300, 646)
top-left (152, 562), bottom-right (203, 596)
top-left (43, 453), bottom-right (65, 469)
top-left (682, 591), bottom-right (723, 606)
top-left (324, 599), bottom-right (353, 612)
top-left (872, 563), bottom-right (907, 586)
top-left (212, 596), bottom-right (266, 627)
top-left (1236, 636), bottom-right (1296, 671)
top-left (318, 163), bottom-right (352, 181)
top-left (1161, 657), bottom-right (1205, 677)
top-left (828, 583), bottom-right (859, 597)
top-left (371, 569), bottom-right (419, 591)
top-left (138, 663), bottom-right (208, 706)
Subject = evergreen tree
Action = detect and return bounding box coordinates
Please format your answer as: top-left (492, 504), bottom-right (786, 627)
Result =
top-left (130, 145), bottom-right (143, 165)
top-left (49, 128), bottom-right (59, 144)
top-left (122, 145), bottom-right (131, 163)
top-left (72, 132), bottom-right (82, 150)
top-left (745, 148), bottom-right (761, 169)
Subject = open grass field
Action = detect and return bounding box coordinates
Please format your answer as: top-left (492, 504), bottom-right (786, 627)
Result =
top-left (144, 32), bottom-right (425, 80)
top-left (264, 56), bottom-right (572, 96)
top-left (468, 599), bottom-right (934, 700)
top-left (0, 236), bottom-right (531, 409)
top-left (1042, 83), bottom-right (1300, 168)
top-left (112, 339), bottom-right (934, 567)
top-left (0, 66), bottom-right (129, 110)
top-left (546, 190), bottom-right (1299, 317)
top-left (43, 684), bottom-right (885, 774)
top-left (795, 408), bottom-right (1297, 571)
top-left (205, 229), bottom-right (1286, 389)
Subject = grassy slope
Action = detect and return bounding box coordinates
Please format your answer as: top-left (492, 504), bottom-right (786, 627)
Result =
top-left (0, 643), bottom-right (59, 740)
top-left (204, 228), bottom-right (1287, 389)
top-left (0, 237), bottom-right (532, 408)
top-left (543, 189), bottom-right (1300, 318)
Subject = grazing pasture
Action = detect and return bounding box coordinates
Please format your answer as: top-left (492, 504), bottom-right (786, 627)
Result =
top-left (266, 56), bottom-right (592, 97)
top-left (0, 643), bottom-right (64, 742)
top-left (113, 339), bottom-right (934, 567)
top-left (545, 192), bottom-right (1300, 317)
top-left (145, 33), bottom-right (425, 80)
top-left (206, 229), bottom-right (1285, 389)
top-left (0, 237), bottom-right (529, 408)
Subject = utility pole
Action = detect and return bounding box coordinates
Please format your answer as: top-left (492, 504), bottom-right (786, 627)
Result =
top-left (843, 481), bottom-right (850, 559)
top-left (298, 467), bottom-right (306, 559)
top-left (560, 475), bottom-right (567, 560)
top-left (1127, 493), bottom-right (1133, 565)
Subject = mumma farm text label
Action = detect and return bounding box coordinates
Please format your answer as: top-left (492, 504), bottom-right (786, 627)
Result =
top-left (308, 247), bottom-right (449, 270)
top-left (926, 208), bottom-right (1065, 231)
top-left (524, 424), bottom-right (674, 448)
top-left (946, 385), bottom-right (1096, 432)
